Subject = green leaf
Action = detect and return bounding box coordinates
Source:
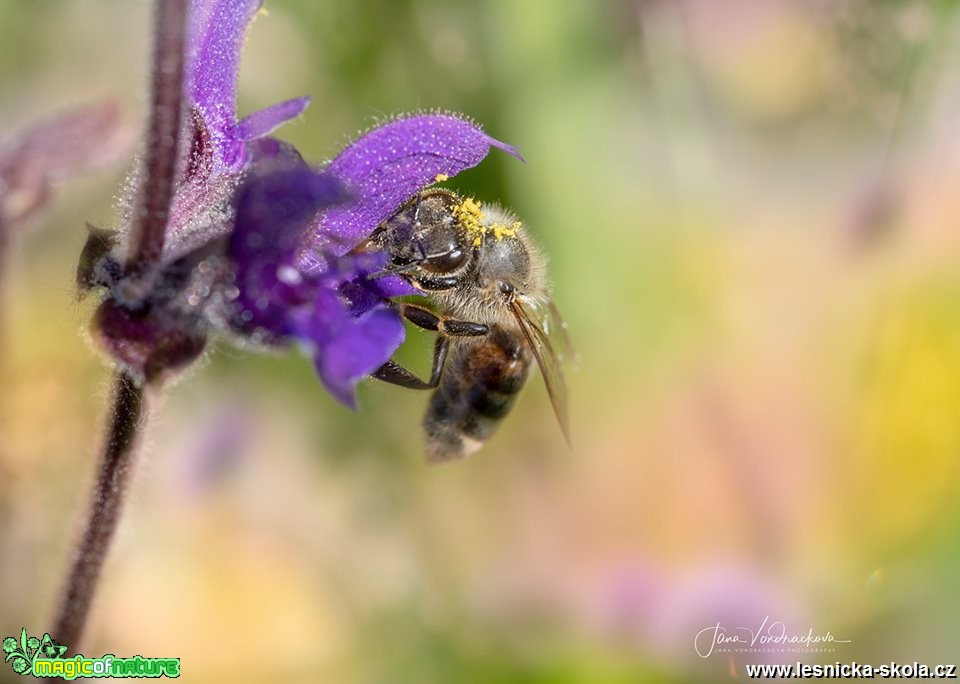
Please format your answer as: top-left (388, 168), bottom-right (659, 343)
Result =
top-left (19, 628), bottom-right (27, 655)
top-left (6, 651), bottom-right (25, 663)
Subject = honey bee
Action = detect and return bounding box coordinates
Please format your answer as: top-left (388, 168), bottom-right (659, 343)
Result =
top-left (358, 187), bottom-right (572, 462)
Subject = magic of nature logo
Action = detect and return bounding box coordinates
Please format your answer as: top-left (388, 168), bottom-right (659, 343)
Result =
top-left (3, 628), bottom-right (180, 679)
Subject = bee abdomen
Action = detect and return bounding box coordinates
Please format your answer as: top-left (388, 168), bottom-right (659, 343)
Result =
top-left (466, 386), bottom-right (515, 419)
top-left (423, 327), bottom-right (531, 462)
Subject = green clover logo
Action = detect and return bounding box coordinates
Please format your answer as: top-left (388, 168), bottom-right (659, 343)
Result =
top-left (3, 628), bottom-right (68, 677)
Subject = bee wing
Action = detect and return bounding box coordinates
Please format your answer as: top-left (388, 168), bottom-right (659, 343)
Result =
top-left (511, 295), bottom-right (571, 447)
top-left (546, 299), bottom-right (579, 368)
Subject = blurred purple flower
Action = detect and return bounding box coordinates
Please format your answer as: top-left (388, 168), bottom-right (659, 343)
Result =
top-left (0, 101), bottom-right (128, 232)
top-left (597, 561), bottom-right (801, 669)
top-left (174, 402), bottom-right (256, 496)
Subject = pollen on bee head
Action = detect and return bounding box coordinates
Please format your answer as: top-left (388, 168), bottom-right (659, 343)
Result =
top-left (452, 196), bottom-right (486, 245)
top-left (490, 220), bottom-right (521, 241)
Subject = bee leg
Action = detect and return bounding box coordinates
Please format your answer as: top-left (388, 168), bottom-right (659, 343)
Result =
top-left (373, 304), bottom-right (486, 389)
top-left (372, 360), bottom-right (432, 389)
top-left (409, 275), bottom-right (460, 291)
top-left (396, 303), bottom-right (488, 337)
top-left (372, 337), bottom-right (449, 390)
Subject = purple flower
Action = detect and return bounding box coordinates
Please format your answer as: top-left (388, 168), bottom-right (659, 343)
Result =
top-left (83, 1), bottom-right (523, 408)
top-left (85, 0), bottom-right (315, 381)
top-left (227, 113), bottom-right (522, 405)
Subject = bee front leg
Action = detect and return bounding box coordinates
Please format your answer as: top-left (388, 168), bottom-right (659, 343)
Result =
top-left (372, 302), bottom-right (488, 390)
top-left (409, 275), bottom-right (460, 291)
top-left (372, 337), bottom-right (449, 390)
top-left (396, 303), bottom-right (488, 337)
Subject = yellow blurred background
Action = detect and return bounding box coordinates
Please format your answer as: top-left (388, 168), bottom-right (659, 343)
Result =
top-left (2, 1), bottom-right (959, 682)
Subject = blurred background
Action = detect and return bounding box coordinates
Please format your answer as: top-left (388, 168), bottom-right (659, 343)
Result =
top-left (3, 0), bottom-right (960, 681)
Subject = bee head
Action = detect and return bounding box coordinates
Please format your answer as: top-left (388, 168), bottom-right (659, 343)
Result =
top-left (372, 189), bottom-right (544, 298)
top-left (375, 189), bottom-right (469, 276)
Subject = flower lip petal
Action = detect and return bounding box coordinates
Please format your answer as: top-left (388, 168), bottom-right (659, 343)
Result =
top-left (308, 302), bottom-right (406, 409)
top-left (236, 96), bottom-right (312, 141)
top-left (298, 113), bottom-right (523, 268)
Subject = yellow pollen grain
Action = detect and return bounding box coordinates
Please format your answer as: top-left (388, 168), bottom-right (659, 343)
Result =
top-left (434, 173), bottom-right (449, 182)
top-left (452, 196), bottom-right (486, 245)
top-left (491, 220), bottom-right (521, 241)
top-left (257, 6), bottom-right (269, 16)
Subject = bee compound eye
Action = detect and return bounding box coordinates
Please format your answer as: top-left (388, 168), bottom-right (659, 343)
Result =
top-left (498, 281), bottom-right (514, 295)
top-left (423, 247), bottom-right (467, 274)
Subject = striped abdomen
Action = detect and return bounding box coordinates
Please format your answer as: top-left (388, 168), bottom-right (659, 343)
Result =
top-left (424, 324), bottom-right (532, 462)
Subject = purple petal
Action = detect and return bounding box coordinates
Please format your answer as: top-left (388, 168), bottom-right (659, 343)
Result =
top-left (365, 274), bottom-right (419, 298)
top-left (232, 167), bottom-right (346, 260)
top-left (300, 291), bottom-right (405, 408)
top-left (187, 0), bottom-right (261, 168)
top-left (352, 255), bottom-right (418, 298)
top-left (246, 135), bottom-right (307, 168)
top-left (188, 0), bottom-right (220, 47)
top-left (229, 167), bottom-right (347, 336)
top-left (236, 97), bottom-right (312, 141)
top-left (298, 114), bottom-right (524, 268)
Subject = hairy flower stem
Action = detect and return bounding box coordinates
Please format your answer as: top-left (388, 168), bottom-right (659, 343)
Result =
top-left (50, 0), bottom-right (188, 649)
top-left (50, 372), bottom-right (145, 647)
top-left (126, 0), bottom-right (188, 273)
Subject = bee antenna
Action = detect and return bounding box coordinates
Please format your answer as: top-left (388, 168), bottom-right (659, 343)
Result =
top-left (366, 262), bottom-right (420, 279)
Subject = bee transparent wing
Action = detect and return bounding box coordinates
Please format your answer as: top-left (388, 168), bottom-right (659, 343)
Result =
top-left (546, 299), bottom-right (578, 368)
top-left (511, 295), bottom-right (571, 447)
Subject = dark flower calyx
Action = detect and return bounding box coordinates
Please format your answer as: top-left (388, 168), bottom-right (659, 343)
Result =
top-left (93, 298), bottom-right (208, 384)
top-left (76, 223), bottom-right (122, 293)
